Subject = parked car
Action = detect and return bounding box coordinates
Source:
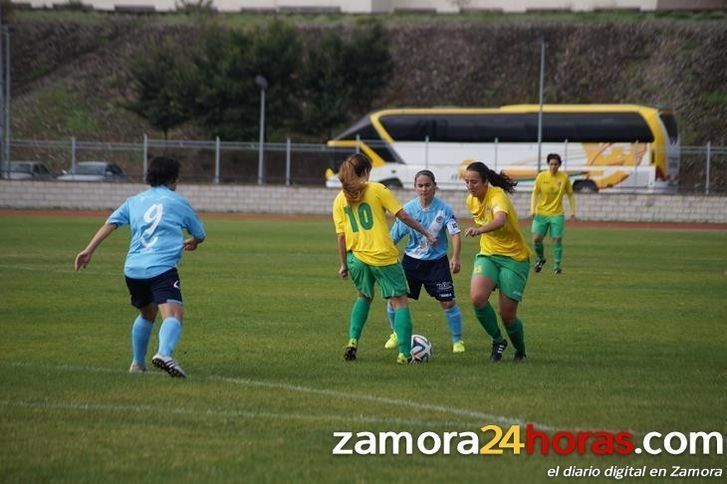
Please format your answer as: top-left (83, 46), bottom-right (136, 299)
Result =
top-left (0, 161), bottom-right (56, 180)
top-left (57, 161), bottom-right (128, 182)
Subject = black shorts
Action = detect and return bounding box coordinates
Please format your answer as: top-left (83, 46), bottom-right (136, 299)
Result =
top-left (401, 254), bottom-right (455, 302)
top-left (125, 268), bottom-right (183, 309)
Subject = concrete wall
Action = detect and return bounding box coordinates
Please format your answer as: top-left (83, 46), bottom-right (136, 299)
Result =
top-left (15, 0), bottom-right (727, 13)
top-left (1, 181), bottom-right (726, 223)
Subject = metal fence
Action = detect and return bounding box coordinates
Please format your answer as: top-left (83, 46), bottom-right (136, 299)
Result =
top-left (2, 137), bottom-right (726, 194)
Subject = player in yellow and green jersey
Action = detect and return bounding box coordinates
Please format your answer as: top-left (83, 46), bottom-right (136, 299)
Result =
top-left (530, 153), bottom-right (576, 274)
top-left (333, 153), bottom-right (437, 365)
top-left (464, 162), bottom-right (531, 363)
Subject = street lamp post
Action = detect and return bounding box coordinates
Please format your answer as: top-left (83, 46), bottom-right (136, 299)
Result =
top-left (255, 75), bottom-right (268, 185)
top-left (4, 26), bottom-right (11, 170)
top-left (536, 37), bottom-right (545, 174)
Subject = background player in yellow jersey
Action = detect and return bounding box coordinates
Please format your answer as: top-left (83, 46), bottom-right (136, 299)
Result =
top-left (333, 153), bottom-right (437, 364)
top-left (464, 162), bottom-right (531, 362)
top-left (530, 153), bottom-right (576, 274)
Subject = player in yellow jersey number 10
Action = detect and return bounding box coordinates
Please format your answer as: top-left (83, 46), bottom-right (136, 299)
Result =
top-left (332, 153), bottom-right (437, 365)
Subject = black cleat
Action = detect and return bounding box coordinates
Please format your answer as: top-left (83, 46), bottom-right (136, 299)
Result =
top-left (513, 351), bottom-right (527, 363)
top-left (534, 259), bottom-right (546, 273)
top-left (490, 339), bottom-right (508, 362)
top-left (151, 354), bottom-right (187, 378)
top-left (554, 268), bottom-right (562, 275)
top-left (344, 346), bottom-right (357, 361)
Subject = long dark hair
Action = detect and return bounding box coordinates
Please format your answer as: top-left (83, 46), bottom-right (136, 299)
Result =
top-left (466, 161), bottom-right (517, 194)
top-left (338, 153), bottom-right (372, 203)
top-left (145, 156), bottom-right (180, 187)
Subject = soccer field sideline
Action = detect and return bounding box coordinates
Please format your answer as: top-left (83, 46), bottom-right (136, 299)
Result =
top-left (2, 209), bottom-right (727, 231)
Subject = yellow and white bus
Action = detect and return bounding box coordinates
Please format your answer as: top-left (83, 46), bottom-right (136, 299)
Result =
top-left (325, 104), bottom-right (680, 192)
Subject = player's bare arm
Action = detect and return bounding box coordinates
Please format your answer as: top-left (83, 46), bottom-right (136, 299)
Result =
top-left (450, 233), bottom-right (462, 274)
top-left (74, 223), bottom-right (118, 271)
top-left (336, 233), bottom-right (348, 279)
top-left (465, 211), bottom-right (506, 237)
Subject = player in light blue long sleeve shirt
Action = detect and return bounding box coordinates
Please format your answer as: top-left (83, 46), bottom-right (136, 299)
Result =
top-left (75, 156), bottom-right (206, 378)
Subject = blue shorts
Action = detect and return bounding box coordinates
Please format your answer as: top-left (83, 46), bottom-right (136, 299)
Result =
top-left (125, 268), bottom-right (183, 309)
top-left (401, 254), bottom-right (455, 302)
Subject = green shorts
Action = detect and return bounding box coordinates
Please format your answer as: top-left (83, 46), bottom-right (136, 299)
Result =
top-left (532, 214), bottom-right (565, 239)
top-left (472, 254), bottom-right (530, 301)
top-left (348, 252), bottom-right (409, 300)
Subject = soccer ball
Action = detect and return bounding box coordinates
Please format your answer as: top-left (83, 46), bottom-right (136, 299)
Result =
top-left (410, 334), bottom-right (433, 362)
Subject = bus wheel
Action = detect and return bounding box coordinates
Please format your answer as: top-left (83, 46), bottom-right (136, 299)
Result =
top-left (380, 178), bottom-right (403, 189)
top-left (573, 180), bottom-right (598, 193)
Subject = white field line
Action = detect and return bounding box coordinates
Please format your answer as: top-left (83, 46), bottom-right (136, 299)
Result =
top-left (2, 361), bottom-right (616, 433)
top-left (0, 263), bottom-right (324, 280)
top-left (0, 399), bottom-right (466, 429)
top-left (0, 263), bottom-right (116, 276)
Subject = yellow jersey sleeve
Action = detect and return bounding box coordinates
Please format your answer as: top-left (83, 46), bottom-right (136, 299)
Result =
top-left (374, 183), bottom-right (404, 217)
top-left (332, 192), bottom-right (347, 234)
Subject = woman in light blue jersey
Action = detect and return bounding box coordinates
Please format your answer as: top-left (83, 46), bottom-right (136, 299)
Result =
top-left (74, 156), bottom-right (206, 378)
top-left (384, 170), bottom-right (465, 353)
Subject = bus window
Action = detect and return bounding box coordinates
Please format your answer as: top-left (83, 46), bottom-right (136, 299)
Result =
top-left (379, 116), bottom-right (433, 141)
top-left (329, 116), bottom-right (401, 170)
top-left (334, 117), bottom-right (379, 141)
top-left (541, 113), bottom-right (654, 143)
top-left (434, 114), bottom-right (532, 142)
top-left (659, 113), bottom-right (679, 144)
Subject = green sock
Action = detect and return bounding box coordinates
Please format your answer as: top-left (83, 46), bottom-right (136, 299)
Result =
top-left (474, 303), bottom-right (504, 343)
top-left (348, 298), bottom-right (371, 340)
top-left (534, 241), bottom-right (544, 260)
top-left (393, 307), bottom-right (413, 358)
top-left (553, 241), bottom-right (562, 269)
top-left (505, 319), bottom-right (526, 354)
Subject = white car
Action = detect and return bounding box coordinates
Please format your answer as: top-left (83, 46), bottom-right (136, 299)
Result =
top-left (1, 161), bottom-right (56, 180)
top-left (57, 161), bottom-right (128, 182)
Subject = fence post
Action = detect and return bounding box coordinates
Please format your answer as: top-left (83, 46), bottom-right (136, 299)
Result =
top-left (71, 137), bottom-right (76, 174)
top-left (564, 139), bottom-right (568, 170)
top-left (494, 138), bottom-right (498, 171)
top-left (3, 27), bottom-right (10, 169)
top-left (285, 137), bottom-right (291, 186)
top-left (355, 134), bottom-right (360, 154)
top-left (143, 133), bottom-right (148, 178)
top-left (632, 140), bottom-right (638, 189)
top-left (425, 135), bottom-right (429, 170)
top-left (705, 141), bottom-right (711, 195)
top-left (214, 136), bottom-right (220, 185)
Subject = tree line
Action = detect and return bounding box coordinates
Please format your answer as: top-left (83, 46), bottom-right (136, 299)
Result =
top-left (124, 18), bottom-right (392, 142)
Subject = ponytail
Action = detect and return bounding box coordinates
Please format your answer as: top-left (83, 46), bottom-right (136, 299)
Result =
top-left (339, 153), bottom-right (372, 204)
top-left (466, 161), bottom-right (517, 194)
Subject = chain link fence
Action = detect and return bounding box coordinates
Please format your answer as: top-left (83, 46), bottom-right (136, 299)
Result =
top-left (2, 137), bottom-right (726, 194)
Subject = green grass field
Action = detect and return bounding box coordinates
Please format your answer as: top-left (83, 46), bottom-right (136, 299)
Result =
top-left (0, 214), bottom-right (725, 483)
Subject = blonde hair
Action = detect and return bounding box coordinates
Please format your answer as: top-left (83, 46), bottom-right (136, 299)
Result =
top-left (338, 153), bottom-right (372, 204)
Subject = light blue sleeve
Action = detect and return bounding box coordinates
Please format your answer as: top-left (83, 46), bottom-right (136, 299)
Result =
top-left (444, 204), bottom-right (461, 235)
top-left (390, 218), bottom-right (406, 244)
top-left (106, 200), bottom-right (130, 227)
top-left (181, 199), bottom-right (206, 240)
